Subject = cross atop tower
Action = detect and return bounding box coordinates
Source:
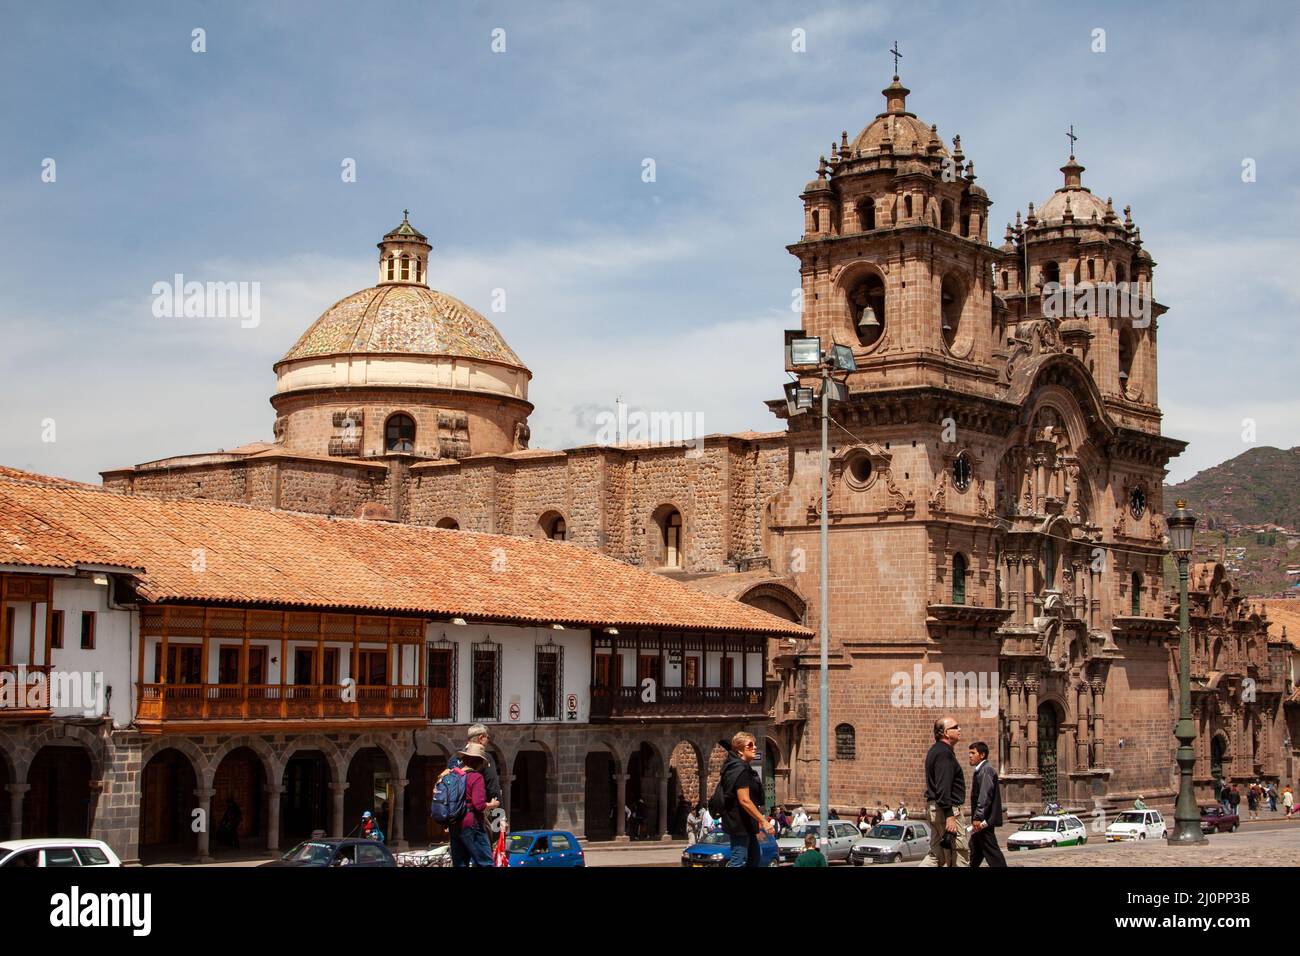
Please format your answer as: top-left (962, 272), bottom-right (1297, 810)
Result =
top-left (890, 40), bottom-right (902, 75)
top-left (1066, 124), bottom-right (1077, 157)
top-left (403, 208), bottom-right (410, 220)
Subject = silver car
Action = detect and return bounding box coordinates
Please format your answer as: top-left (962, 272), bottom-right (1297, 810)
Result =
top-left (849, 822), bottom-right (931, 865)
top-left (776, 821), bottom-right (860, 864)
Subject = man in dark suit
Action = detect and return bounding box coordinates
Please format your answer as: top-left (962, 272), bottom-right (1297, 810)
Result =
top-left (968, 741), bottom-right (1006, 867)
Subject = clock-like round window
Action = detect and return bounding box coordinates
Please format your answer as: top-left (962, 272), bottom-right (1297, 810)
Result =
top-left (952, 454), bottom-right (972, 493)
top-left (1130, 487), bottom-right (1146, 519)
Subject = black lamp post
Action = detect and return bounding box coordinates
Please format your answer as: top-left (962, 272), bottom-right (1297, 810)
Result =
top-left (1167, 499), bottom-right (1204, 844)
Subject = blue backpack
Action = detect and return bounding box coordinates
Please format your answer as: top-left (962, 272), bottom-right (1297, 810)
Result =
top-left (431, 767), bottom-right (468, 824)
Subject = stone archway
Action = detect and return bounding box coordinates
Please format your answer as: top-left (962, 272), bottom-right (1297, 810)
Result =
top-left (1037, 699), bottom-right (1066, 807)
top-left (344, 746), bottom-right (394, 841)
top-left (25, 743), bottom-right (95, 839)
top-left (280, 748), bottom-right (336, 843)
top-left (668, 740), bottom-right (706, 836)
top-left (139, 747), bottom-right (200, 859)
top-left (405, 741), bottom-right (451, 848)
top-left (510, 743), bottom-right (550, 831)
top-left (211, 747), bottom-right (267, 852)
top-left (582, 744), bottom-right (620, 841)
top-left (625, 741), bottom-right (666, 840)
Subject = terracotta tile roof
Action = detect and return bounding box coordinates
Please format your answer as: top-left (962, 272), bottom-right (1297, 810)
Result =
top-left (1262, 600), bottom-right (1300, 650)
top-left (0, 468), bottom-right (808, 637)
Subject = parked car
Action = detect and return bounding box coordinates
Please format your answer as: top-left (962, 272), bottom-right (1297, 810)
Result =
top-left (849, 822), bottom-right (931, 864)
top-left (504, 830), bottom-right (585, 867)
top-left (1006, 815), bottom-right (1088, 851)
top-left (1105, 809), bottom-right (1167, 842)
top-left (681, 827), bottom-right (778, 867)
top-left (262, 837), bottom-right (396, 867)
top-left (776, 821), bottom-right (859, 864)
top-left (1200, 805), bottom-right (1239, 833)
top-left (0, 838), bottom-right (122, 868)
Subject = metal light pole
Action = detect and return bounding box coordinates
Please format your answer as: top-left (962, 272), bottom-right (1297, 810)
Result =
top-left (818, 357), bottom-right (830, 851)
top-left (1167, 499), bottom-right (1204, 844)
top-left (784, 338), bottom-right (854, 852)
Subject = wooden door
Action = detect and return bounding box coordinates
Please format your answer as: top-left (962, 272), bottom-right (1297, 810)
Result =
top-left (428, 648), bottom-right (452, 719)
top-left (247, 647), bottom-right (267, 685)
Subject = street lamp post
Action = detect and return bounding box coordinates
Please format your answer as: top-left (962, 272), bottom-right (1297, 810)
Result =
top-left (1167, 499), bottom-right (1205, 845)
top-left (785, 338), bottom-right (854, 851)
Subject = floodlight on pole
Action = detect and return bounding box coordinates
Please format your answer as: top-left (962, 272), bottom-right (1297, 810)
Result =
top-left (788, 337), bottom-right (821, 368)
top-left (831, 344), bottom-right (857, 372)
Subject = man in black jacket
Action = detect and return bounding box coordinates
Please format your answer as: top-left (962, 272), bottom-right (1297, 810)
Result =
top-left (968, 741), bottom-right (1006, 867)
top-left (720, 732), bottom-right (775, 867)
top-left (919, 716), bottom-right (970, 867)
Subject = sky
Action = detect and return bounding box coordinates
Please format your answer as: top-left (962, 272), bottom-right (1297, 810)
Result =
top-left (1, 0), bottom-right (1297, 485)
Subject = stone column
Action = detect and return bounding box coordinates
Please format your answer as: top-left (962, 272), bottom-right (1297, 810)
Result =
top-left (1076, 684), bottom-right (1090, 770)
top-left (1092, 681), bottom-right (1106, 768)
top-left (390, 777), bottom-right (407, 849)
top-left (1026, 679), bottom-right (1040, 773)
top-left (614, 773), bottom-right (628, 842)
top-left (329, 782), bottom-right (348, 838)
top-left (6, 783), bottom-right (29, 840)
top-left (1007, 676), bottom-right (1023, 773)
top-left (194, 788), bottom-right (215, 862)
top-left (657, 773), bottom-right (670, 841)
top-left (265, 784), bottom-right (283, 853)
top-left (499, 769), bottom-right (513, 824)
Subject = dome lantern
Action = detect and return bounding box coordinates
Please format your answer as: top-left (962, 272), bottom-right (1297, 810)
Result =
top-left (377, 210), bottom-right (432, 287)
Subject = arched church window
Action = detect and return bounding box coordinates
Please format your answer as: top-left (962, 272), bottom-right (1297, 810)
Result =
top-left (400, 255), bottom-right (410, 281)
top-left (940, 199), bottom-right (955, 232)
top-left (541, 512), bottom-right (567, 541)
top-left (436, 517), bottom-right (459, 530)
top-left (1042, 261), bottom-right (1060, 286)
top-left (812, 209), bottom-right (820, 233)
top-left (386, 255), bottom-right (396, 281)
top-left (941, 274), bottom-right (965, 351)
top-left (1131, 571), bottom-right (1142, 616)
top-left (1044, 537), bottom-right (1057, 589)
top-left (856, 198), bottom-right (875, 231)
top-left (385, 413), bottom-right (416, 453)
top-left (664, 510), bottom-right (683, 568)
top-left (952, 553), bottom-right (967, 606)
top-left (848, 273), bottom-right (886, 348)
top-left (416, 259), bottom-right (424, 283)
top-left (904, 195), bottom-right (913, 219)
top-left (1118, 328), bottom-right (1136, 392)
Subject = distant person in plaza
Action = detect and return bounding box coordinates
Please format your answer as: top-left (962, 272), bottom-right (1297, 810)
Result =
top-left (968, 741), bottom-right (1006, 868)
top-left (791, 805), bottom-right (809, 829)
top-left (686, 805), bottom-right (701, 844)
top-left (1267, 783), bottom-right (1277, 812)
top-left (897, 800), bottom-right (908, 821)
top-left (1229, 785), bottom-right (1241, 817)
top-left (919, 716), bottom-right (970, 867)
top-left (699, 802), bottom-right (715, 833)
top-left (794, 833), bottom-right (827, 867)
top-left (1247, 782), bottom-right (1260, 821)
top-left (217, 797), bottom-right (242, 849)
top-left (1133, 794), bottom-right (1147, 810)
top-left (720, 731), bottom-right (775, 867)
top-left (828, 807), bottom-right (839, 820)
top-left (1283, 786), bottom-right (1294, 818)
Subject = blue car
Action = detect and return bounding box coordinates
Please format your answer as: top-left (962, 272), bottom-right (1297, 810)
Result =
top-left (503, 830), bottom-right (585, 867)
top-left (681, 828), bottom-right (778, 867)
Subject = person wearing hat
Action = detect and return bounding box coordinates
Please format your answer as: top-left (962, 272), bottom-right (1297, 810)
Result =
top-left (447, 741), bottom-right (493, 867)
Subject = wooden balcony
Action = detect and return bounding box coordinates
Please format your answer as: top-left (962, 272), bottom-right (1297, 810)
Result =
top-left (135, 682), bottom-right (425, 731)
top-left (0, 664), bottom-right (52, 719)
top-left (589, 684), bottom-right (766, 722)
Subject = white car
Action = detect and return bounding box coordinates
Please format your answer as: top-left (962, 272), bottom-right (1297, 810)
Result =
top-left (0, 838), bottom-right (122, 868)
top-left (1105, 809), bottom-right (1167, 842)
top-left (1006, 814), bottom-right (1088, 851)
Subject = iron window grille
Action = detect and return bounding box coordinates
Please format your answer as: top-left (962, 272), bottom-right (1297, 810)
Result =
top-left (835, 723), bottom-right (856, 760)
top-left (471, 639), bottom-right (501, 722)
top-left (535, 641), bottom-right (564, 721)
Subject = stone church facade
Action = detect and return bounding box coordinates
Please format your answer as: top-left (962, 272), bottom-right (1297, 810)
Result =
top-left (103, 74), bottom-right (1295, 817)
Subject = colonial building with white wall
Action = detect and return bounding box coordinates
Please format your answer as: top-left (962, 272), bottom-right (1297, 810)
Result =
top-left (0, 466), bottom-right (805, 862)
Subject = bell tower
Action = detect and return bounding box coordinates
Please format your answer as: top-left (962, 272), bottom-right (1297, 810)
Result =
top-left (377, 210), bottom-right (432, 287)
top-left (788, 73), bottom-right (1000, 399)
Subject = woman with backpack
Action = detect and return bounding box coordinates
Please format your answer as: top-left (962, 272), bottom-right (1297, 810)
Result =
top-left (434, 742), bottom-right (493, 867)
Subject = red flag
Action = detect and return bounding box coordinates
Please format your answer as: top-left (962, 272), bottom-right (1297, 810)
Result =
top-left (493, 828), bottom-right (508, 867)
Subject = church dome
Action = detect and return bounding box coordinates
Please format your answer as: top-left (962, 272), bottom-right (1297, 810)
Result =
top-left (1035, 155), bottom-right (1112, 224)
top-left (848, 76), bottom-right (950, 158)
top-left (279, 284), bottom-right (523, 367)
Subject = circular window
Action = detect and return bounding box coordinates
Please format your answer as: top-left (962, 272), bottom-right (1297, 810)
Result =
top-left (952, 454), bottom-right (972, 493)
top-left (1130, 487), bottom-right (1146, 519)
top-left (850, 456), bottom-right (872, 484)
